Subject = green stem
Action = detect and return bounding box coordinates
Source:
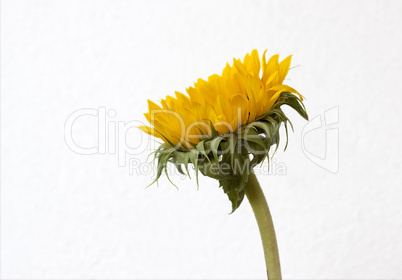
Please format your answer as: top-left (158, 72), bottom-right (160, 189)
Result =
top-left (245, 172), bottom-right (282, 280)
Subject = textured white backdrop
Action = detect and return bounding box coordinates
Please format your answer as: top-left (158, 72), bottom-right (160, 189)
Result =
top-left (2, 0), bottom-right (402, 279)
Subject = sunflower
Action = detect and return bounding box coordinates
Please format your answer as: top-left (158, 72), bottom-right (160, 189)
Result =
top-left (139, 49), bottom-right (303, 150)
top-left (139, 50), bottom-right (309, 279)
top-left (139, 49), bottom-right (307, 212)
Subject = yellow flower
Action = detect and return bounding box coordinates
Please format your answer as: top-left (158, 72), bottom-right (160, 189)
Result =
top-left (139, 49), bottom-right (308, 212)
top-left (139, 49), bottom-right (302, 150)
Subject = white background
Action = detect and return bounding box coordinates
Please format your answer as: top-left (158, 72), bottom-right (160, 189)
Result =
top-left (2, 0), bottom-right (402, 279)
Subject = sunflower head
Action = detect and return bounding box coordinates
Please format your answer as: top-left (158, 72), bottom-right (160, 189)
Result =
top-left (139, 50), bottom-right (308, 212)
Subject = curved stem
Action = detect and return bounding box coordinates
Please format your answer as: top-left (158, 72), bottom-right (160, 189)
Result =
top-left (245, 172), bottom-right (282, 280)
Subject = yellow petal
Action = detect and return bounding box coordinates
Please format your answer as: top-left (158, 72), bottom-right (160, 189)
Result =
top-left (138, 125), bottom-right (154, 135)
top-left (268, 84), bottom-right (303, 101)
top-left (165, 96), bottom-right (177, 111)
top-left (147, 99), bottom-right (162, 112)
top-left (250, 49), bottom-right (260, 77)
top-left (144, 112), bottom-right (151, 123)
top-left (216, 94), bottom-right (232, 121)
top-left (278, 55), bottom-right (292, 84)
top-left (231, 94), bottom-right (248, 126)
top-left (233, 58), bottom-right (247, 76)
top-left (138, 125), bottom-right (167, 141)
top-left (262, 89), bottom-right (285, 113)
top-left (175, 91), bottom-right (191, 108)
top-left (262, 50), bottom-right (268, 74)
top-left (265, 71), bottom-right (278, 88)
top-left (194, 78), bottom-right (216, 106)
top-left (255, 87), bottom-right (265, 117)
top-left (262, 54), bottom-right (279, 85)
top-left (160, 99), bottom-right (169, 109)
top-left (245, 74), bottom-right (261, 122)
top-left (186, 87), bottom-right (204, 106)
top-left (243, 53), bottom-right (252, 73)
